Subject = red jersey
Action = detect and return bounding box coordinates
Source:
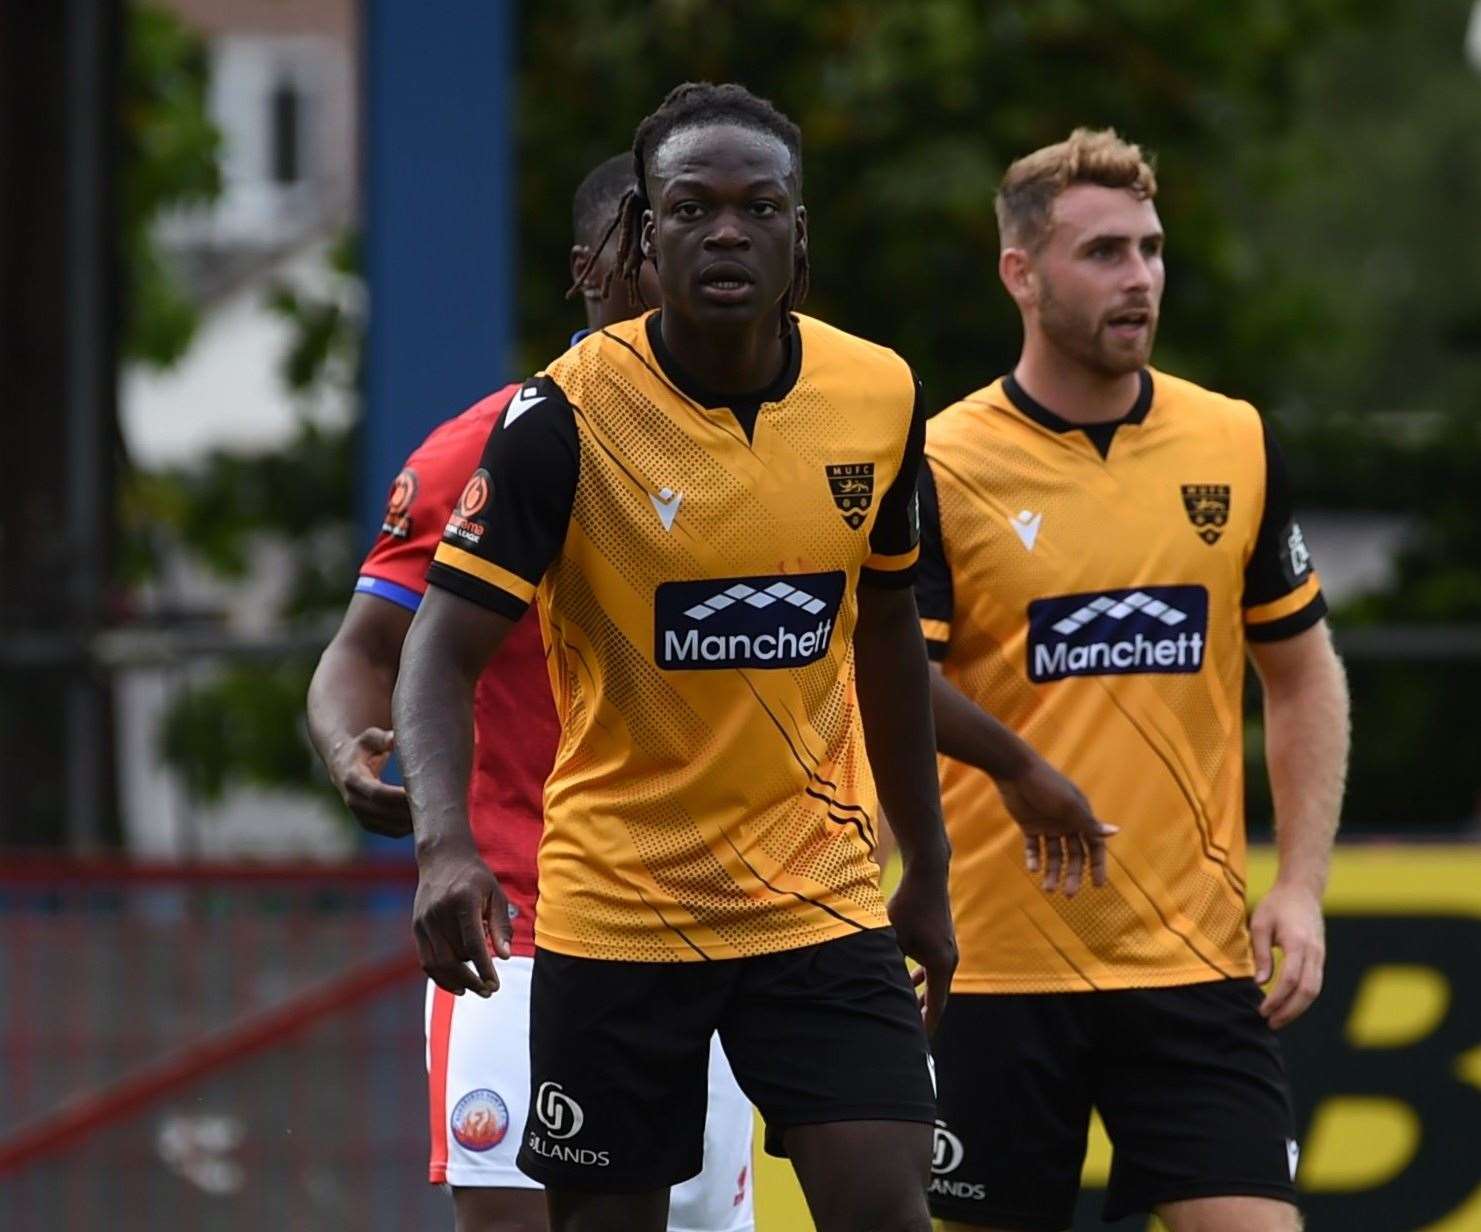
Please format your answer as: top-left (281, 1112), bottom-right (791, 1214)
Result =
top-left (357, 385), bottom-right (555, 958)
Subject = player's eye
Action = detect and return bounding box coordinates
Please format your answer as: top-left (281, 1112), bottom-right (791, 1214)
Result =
top-left (673, 201), bottom-right (705, 221)
top-left (750, 201), bottom-right (780, 218)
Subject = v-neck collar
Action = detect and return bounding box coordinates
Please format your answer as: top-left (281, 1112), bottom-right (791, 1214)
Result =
top-left (645, 312), bottom-right (802, 444)
top-left (1002, 369), bottom-right (1154, 460)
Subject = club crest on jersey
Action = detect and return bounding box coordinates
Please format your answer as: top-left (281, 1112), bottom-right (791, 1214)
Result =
top-left (826, 463), bottom-right (875, 530)
top-left (445, 468), bottom-right (491, 546)
top-left (380, 467), bottom-right (417, 539)
top-left (1181, 484), bottom-right (1231, 545)
top-left (1027, 586), bottom-right (1209, 683)
top-left (655, 572), bottom-right (846, 670)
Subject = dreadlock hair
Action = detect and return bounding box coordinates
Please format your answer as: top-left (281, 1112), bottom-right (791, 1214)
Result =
top-left (605, 82), bottom-right (810, 337)
top-left (565, 153), bottom-right (635, 301)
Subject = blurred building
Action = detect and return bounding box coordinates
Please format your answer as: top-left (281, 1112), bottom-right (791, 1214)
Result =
top-left (118, 0), bottom-right (361, 859)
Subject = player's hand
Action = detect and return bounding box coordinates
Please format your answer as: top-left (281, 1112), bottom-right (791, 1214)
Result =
top-left (412, 844), bottom-right (513, 997)
top-left (888, 857), bottom-right (958, 1035)
top-left (997, 756), bottom-right (1117, 896)
top-left (1251, 881), bottom-right (1326, 1029)
top-left (328, 727), bottom-right (413, 838)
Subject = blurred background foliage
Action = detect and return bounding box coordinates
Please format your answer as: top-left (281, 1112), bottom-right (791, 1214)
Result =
top-left (127, 0), bottom-right (1481, 827)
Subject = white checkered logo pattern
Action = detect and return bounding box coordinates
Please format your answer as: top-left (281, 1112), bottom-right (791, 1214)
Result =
top-left (1049, 590), bottom-right (1189, 637)
top-left (683, 581), bottom-right (830, 622)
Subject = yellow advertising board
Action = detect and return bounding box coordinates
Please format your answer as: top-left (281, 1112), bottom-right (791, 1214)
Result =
top-left (753, 845), bottom-right (1481, 1231)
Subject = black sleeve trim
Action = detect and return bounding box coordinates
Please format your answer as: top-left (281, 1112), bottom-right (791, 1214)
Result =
top-left (913, 457), bottom-right (953, 623)
top-left (425, 563), bottom-right (532, 621)
top-left (1246, 593), bottom-right (1329, 643)
top-left (926, 639), bottom-right (949, 662)
top-left (867, 373), bottom-right (927, 559)
top-left (1244, 418), bottom-right (1317, 607)
top-left (428, 374), bottom-right (578, 606)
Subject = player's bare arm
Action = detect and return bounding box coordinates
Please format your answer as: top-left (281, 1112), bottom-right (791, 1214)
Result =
top-left (307, 594), bottom-right (415, 836)
top-left (854, 583), bottom-right (957, 1033)
top-left (394, 588), bottom-right (517, 997)
top-left (1248, 621), bottom-right (1350, 1029)
top-left (928, 664), bottom-right (1117, 897)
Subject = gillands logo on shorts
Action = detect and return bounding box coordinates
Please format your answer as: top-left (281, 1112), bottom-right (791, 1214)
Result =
top-left (1027, 586), bottom-right (1208, 683)
top-left (450, 1088), bottom-right (510, 1152)
top-left (525, 1082), bottom-right (610, 1168)
top-left (654, 572), bottom-right (846, 670)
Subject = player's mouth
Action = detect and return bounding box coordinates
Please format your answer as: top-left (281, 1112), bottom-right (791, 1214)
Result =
top-left (1105, 307), bottom-right (1152, 340)
top-left (697, 262), bottom-right (756, 304)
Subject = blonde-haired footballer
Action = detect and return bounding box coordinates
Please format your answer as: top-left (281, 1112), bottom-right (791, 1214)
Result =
top-left (919, 128), bottom-right (1350, 1232)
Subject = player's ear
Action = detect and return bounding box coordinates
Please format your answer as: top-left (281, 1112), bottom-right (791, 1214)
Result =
top-left (794, 204), bottom-right (808, 258)
top-left (640, 208), bottom-right (656, 263)
top-left (1000, 246), bottom-right (1035, 307)
top-left (569, 244), bottom-right (594, 294)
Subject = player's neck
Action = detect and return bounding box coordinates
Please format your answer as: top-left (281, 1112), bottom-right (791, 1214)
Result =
top-left (1014, 337), bottom-right (1144, 425)
top-left (658, 308), bottom-right (787, 398)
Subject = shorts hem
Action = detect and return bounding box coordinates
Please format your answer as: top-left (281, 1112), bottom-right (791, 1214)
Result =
top-left (432, 1165), bottom-right (543, 1190)
top-left (762, 1103), bottom-right (937, 1156)
top-left (515, 1157), bottom-right (700, 1193)
top-left (1104, 1179), bottom-right (1299, 1222)
top-left (925, 1200), bottom-right (1068, 1232)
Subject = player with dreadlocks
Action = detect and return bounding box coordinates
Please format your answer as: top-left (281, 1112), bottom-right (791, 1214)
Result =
top-left (396, 81), bottom-right (1083, 1231)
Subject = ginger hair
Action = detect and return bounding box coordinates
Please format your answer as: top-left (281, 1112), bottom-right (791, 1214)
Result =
top-left (995, 127), bottom-right (1157, 251)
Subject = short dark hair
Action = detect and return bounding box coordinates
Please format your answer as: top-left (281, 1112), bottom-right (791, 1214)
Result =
top-left (606, 82), bottom-right (810, 329)
top-left (571, 153), bottom-right (634, 250)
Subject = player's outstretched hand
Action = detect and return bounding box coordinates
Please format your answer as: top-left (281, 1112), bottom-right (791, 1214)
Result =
top-left (1251, 882), bottom-right (1326, 1029)
top-left (997, 755), bottom-right (1117, 897)
top-left (412, 845), bottom-right (513, 998)
top-left (888, 859), bottom-right (958, 1036)
top-left (329, 726), bottom-right (414, 838)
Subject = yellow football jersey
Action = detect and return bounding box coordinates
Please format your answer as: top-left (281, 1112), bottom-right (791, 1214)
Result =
top-left (917, 369), bottom-right (1325, 992)
top-left (428, 311), bottom-right (924, 962)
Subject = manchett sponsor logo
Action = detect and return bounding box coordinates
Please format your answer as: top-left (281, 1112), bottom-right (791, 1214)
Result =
top-left (655, 572), bottom-right (846, 670)
top-left (1027, 586), bottom-right (1209, 683)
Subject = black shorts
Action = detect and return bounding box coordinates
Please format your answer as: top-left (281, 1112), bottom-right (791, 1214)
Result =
top-left (516, 926), bottom-right (936, 1191)
top-left (928, 980), bottom-right (1298, 1230)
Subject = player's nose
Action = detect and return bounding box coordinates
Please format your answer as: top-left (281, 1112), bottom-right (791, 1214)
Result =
top-left (703, 208), bottom-right (750, 248)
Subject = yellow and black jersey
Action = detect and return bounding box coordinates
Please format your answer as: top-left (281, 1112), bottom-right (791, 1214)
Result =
top-left (427, 311), bottom-right (923, 962)
top-left (916, 368), bottom-right (1326, 993)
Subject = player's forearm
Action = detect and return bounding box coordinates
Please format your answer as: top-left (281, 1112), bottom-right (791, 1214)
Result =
top-left (853, 587), bottom-right (949, 873)
top-left (928, 665), bottom-right (1035, 782)
top-left (307, 639), bottom-right (396, 768)
top-left (393, 619), bottom-right (482, 860)
top-left (1261, 634), bottom-right (1350, 896)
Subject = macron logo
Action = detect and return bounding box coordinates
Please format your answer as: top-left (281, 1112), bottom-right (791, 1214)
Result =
top-left (651, 487), bottom-right (682, 532)
top-left (1012, 510), bottom-right (1042, 552)
top-left (505, 387), bottom-right (545, 426)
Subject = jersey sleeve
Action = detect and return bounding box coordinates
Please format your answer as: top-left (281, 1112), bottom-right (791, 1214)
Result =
top-left (914, 457), bottom-right (953, 661)
top-left (355, 388), bottom-right (517, 613)
top-left (860, 374), bottom-right (926, 589)
top-left (425, 375), bottom-right (579, 620)
top-left (1243, 418), bottom-right (1327, 642)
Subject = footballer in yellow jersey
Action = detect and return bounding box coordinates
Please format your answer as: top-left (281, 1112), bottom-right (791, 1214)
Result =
top-left (922, 131), bottom-right (1349, 1232)
top-left (394, 84), bottom-right (966, 1232)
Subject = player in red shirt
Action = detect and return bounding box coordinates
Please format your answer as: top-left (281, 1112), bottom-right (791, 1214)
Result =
top-left (308, 155), bottom-right (755, 1232)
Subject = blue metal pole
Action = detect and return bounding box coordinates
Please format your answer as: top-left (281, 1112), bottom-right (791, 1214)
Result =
top-left (362, 0), bottom-right (514, 548)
